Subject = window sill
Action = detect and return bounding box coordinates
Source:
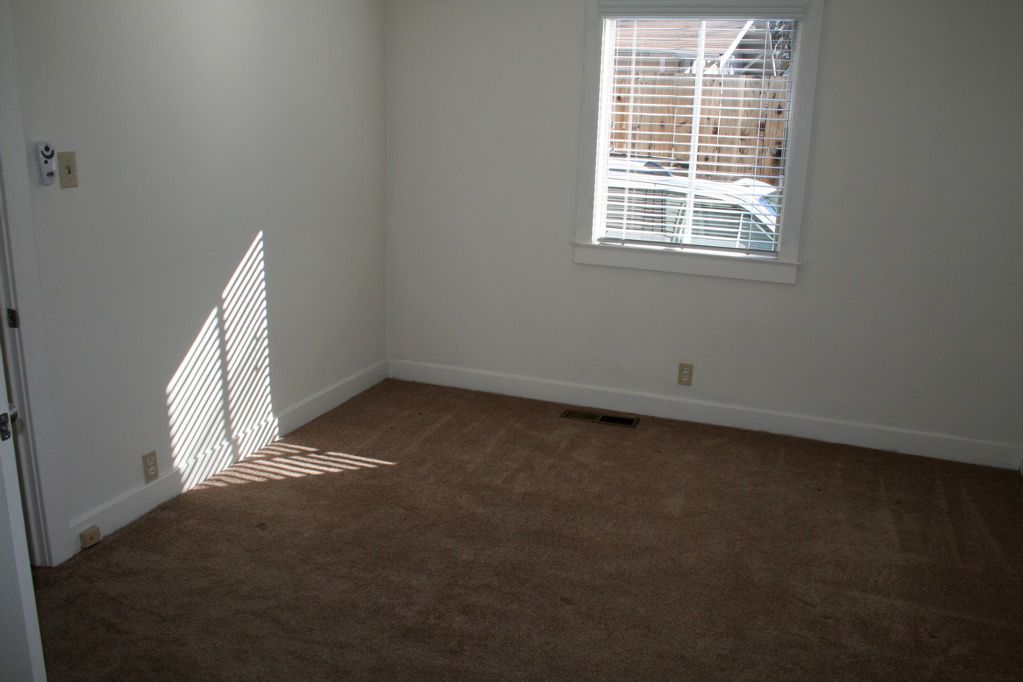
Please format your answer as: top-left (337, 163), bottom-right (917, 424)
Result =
top-left (571, 241), bottom-right (799, 284)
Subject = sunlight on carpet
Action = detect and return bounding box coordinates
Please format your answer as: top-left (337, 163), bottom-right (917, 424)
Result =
top-left (196, 442), bottom-right (396, 488)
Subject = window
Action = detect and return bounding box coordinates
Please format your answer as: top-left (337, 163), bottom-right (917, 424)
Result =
top-left (574, 1), bottom-right (822, 284)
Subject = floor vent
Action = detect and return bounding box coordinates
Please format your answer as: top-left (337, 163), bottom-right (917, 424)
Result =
top-left (561, 409), bottom-right (639, 428)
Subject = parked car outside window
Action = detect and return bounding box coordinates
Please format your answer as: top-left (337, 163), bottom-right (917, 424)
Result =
top-left (603, 157), bottom-right (779, 252)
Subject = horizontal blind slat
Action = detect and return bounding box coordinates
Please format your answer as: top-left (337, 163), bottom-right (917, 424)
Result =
top-left (596, 15), bottom-right (795, 254)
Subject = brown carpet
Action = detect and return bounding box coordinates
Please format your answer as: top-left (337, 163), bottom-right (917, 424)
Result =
top-left (33, 380), bottom-right (1023, 680)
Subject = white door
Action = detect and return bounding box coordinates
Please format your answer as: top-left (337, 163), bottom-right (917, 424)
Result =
top-left (0, 1), bottom-right (48, 675)
top-left (0, 370), bottom-right (46, 681)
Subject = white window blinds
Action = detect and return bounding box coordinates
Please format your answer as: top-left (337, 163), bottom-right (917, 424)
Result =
top-left (593, 17), bottom-right (798, 253)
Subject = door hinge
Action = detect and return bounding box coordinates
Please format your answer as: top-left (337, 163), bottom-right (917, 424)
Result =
top-left (0, 405), bottom-right (15, 441)
top-left (6, 308), bottom-right (19, 328)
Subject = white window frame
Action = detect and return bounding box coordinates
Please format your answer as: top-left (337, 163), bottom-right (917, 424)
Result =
top-left (573, 0), bottom-right (822, 284)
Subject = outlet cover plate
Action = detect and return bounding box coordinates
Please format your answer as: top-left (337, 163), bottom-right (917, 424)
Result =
top-left (677, 363), bottom-right (694, 386)
top-left (80, 525), bottom-right (101, 549)
top-left (142, 451), bottom-right (159, 483)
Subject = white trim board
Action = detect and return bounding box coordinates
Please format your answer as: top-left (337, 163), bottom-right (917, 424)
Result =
top-left (69, 470), bottom-right (181, 544)
top-left (388, 359), bottom-right (1023, 471)
top-left (66, 360), bottom-right (389, 560)
top-left (60, 354), bottom-right (1021, 563)
top-left (277, 360), bottom-right (389, 435)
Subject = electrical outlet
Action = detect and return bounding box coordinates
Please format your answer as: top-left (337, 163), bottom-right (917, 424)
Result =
top-left (677, 362), bottom-right (694, 386)
top-left (57, 151), bottom-right (78, 188)
top-left (80, 525), bottom-right (102, 549)
top-left (142, 451), bottom-right (159, 483)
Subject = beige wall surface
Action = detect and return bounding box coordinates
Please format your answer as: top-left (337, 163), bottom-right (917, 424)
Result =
top-left (10, 0), bottom-right (387, 561)
top-left (386, 0), bottom-right (1023, 457)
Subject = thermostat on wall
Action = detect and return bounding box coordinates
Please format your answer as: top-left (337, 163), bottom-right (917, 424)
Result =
top-left (35, 141), bottom-right (56, 185)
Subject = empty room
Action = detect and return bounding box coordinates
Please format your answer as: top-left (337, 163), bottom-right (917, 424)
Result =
top-left (1, 0), bottom-right (1021, 679)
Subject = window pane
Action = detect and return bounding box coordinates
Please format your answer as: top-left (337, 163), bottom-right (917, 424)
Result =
top-left (596, 17), bottom-right (796, 253)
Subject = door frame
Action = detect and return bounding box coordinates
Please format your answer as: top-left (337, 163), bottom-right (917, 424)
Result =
top-left (1, 397), bottom-right (47, 681)
top-left (0, 0), bottom-right (72, 566)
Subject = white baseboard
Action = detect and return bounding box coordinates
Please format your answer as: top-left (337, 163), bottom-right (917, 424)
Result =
top-left (62, 360), bottom-right (389, 563)
top-left (68, 470), bottom-right (182, 550)
top-left (59, 355), bottom-right (1018, 565)
top-left (389, 358), bottom-right (1023, 471)
top-left (276, 360), bottom-right (388, 434)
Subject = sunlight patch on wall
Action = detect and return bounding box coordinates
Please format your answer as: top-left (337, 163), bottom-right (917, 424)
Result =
top-left (195, 442), bottom-right (395, 488)
top-left (167, 232), bottom-right (279, 489)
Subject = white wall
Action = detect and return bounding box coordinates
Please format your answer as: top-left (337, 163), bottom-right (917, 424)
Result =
top-left (7, 0), bottom-right (1021, 565)
top-left (386, 0), bottom-right (1023, 467)
top-left (10, 0), bottom-right (387, 562)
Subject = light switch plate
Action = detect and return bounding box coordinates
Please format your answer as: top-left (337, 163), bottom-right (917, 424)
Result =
top-left (57, 151), bottom-right (78, 188)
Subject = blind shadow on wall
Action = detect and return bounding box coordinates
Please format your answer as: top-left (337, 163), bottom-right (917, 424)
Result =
top-left (165, 232), bottom-right (279, 490)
